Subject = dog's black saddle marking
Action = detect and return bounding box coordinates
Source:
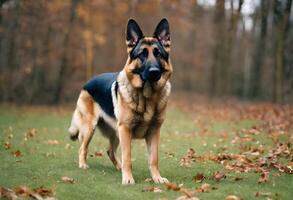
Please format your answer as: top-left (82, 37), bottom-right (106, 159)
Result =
top-left (83, 72), bottom-right (119, 118)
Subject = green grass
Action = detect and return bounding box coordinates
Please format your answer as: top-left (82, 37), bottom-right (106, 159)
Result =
top-left (0, 104), bottom-right (292, 200)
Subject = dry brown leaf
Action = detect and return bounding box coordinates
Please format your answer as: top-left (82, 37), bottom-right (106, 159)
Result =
top-left (14, 186), bottom-right (32, 197)
top-left (192, 173), bottom-right (205, 183)
top-left (61, 176), bottom-right (75, 184)
top-left (26, 128), bottom-right (37, 137)
top-left (225, 195), bottom-right (241, 200)
top-left (94, 151), bottom-right (103, 157)
top-left (180, 188), bottom-right (194, 198)
top-left (13, 150), bottom-right (22, 157)
top-left (165, 182), bottom-right (194, 198)
top-left (176, 195), bottom-right (200, 200)
top-left (165, 182), bottom-right (181, 191)
top-left (33, 186), bottom-right (53, 197)
top-left (180, 148), bottom-right (196, 167)
top-left (14, 186), bottom-right (54, 200)
top-left (142, 187), bottom-right (162, 193)
top-left (258, 171), bottom-right (269, 183)
top-left (144, 178), bottom-right (153, 183)
top-left (255, 191), bottom-right (271, 197)
top-left (213, 171), bottom-right (226, 182)
top-left (288, 161), bottom-right (293, 167)
top-left (46, 140), bottom-right (59, 145)
top-left (4, 142), bottom-right (11, 150)
top-left (0, 186), bottom-right (18, 199)
top-left (196, 183), bottom-right (210, 193)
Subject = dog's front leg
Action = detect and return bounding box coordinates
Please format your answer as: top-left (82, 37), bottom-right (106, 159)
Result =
top-left (146, 125), bottom-right (169, 184)
top-left (118, 123), bottom-right (135, 185)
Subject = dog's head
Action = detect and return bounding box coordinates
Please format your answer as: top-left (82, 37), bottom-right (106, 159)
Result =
top-left (124, 18), bottom-right (173, 89)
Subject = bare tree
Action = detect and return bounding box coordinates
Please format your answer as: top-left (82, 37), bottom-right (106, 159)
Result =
top-left (250, 0), bottom-right (269, 99)
top-left (273, 0), bottom-right (292, 103)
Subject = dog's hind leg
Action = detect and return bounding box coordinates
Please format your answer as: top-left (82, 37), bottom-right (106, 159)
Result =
top-left (78, 125), bottom-right (95, 169)
top-left (107, 136), bottom-right (121, 170)
top-left (71, 90), bottom-right (99, 169)
top-left (97, 119), bottom-right (121, 170)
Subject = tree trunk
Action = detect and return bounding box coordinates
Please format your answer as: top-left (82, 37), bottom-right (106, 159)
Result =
top-left (273, 0), bottom-right (292, 103)
top-left (209, 0), bottom-right (226, 96)
top-left (52, 0), bottom-right (79, 104)
top-left (226, 0), bottom-right (243, 95)
top-left (250, 0), bottom-right (269, 99)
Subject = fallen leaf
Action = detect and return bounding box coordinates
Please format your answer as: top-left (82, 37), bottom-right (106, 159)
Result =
top-left (94, 151), bottom-right (103, 157)
top-left (142, 187), bottom-right (162, 193)
top-left (196, 183), bottom-right (210, 193)
top-left (165, 182), bottom-right (194, 197)
top-left (144, 178), bottom-right (153, 183)
top-left (46, 140), bottom-right (59, 145)
top-left (213, 171), bottom-right (226, 182)
top-left (0, 186), bottom-right (18, 199)
top-left (4, 142), bottom-right (11, 150)
top-left (33, 186), bottom-right (52, 196)
top-left (26, 128), bottom-right (37, 137)
top-left (180, 148), bottom-right (196, 167)
top-left (192, 173), bottom-right (205, 183)
top-left (165, 182), bottom-right (181, 191)
top-left (61, 176), bottom-right (75, 184)
top-left (14, 186), bottom-right (33, 197)
top-left (14, 186), bottom-right (55, 200)
top-left (176, 196), bottom-right (200, 200)
top-left (255, 191), bottom-right (271, 197)
top-left (255, 192), bottom-right (259, 197)
top-left (13, 150), bottom-right (22, 157)
top-left (225, 195), bottom-right (241, 200)
top-left (258, 171), bottom-right (269, 183)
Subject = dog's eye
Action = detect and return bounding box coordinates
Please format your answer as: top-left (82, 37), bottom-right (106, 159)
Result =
top-left (139, 48), bottom-right (148, 58)
top-left (153, 48), bottom-right (161, 57)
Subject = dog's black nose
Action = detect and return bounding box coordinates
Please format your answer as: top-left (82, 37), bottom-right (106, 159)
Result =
top-left (148, 67), bottom-right (161, 82)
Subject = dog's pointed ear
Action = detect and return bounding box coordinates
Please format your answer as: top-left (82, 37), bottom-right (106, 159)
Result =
top-left (154, 18), bottom-right (170, 49)
top-left (126, 19), bottom-right (143, 48)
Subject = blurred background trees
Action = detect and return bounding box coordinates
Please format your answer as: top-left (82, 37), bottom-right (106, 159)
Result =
top-left (0, 0), bottom-right (292, 104)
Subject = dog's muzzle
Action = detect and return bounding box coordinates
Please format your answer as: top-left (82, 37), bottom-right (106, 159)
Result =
top-left (141, 66), bottom-right (161, 83)
top-left (148, 67), bottom-right (161, 82)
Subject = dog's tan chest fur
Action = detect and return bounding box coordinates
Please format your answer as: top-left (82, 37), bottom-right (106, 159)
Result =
top-left (117, 92), bottom-right (157, 139)
top-left (116, 72), bottom-right (171, 138)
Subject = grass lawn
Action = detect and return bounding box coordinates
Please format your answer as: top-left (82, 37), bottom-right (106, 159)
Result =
top-left (0, 100), bottom-right (292, 200)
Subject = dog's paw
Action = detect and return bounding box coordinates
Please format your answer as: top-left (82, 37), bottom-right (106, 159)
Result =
top-left (79, 163), bottom-right (89, 169)
top-left (152, 176), bottom-right (169, 184)
top-left (122, 175), bottom-right (135, 185)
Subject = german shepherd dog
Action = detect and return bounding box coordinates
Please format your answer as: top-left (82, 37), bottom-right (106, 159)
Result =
top-left (69, 18), bottom-right (173, 185)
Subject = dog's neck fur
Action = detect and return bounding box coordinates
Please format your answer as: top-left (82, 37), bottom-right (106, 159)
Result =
top-left (117, 70), bottom-right (171, 114)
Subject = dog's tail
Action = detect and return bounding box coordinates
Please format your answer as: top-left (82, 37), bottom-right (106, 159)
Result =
top-left (68, 110), bottom-right (79, 141)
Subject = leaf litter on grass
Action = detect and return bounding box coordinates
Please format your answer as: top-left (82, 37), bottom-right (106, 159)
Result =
top-left (172, 98), bottom-right (293, 200)
top-left (1, 99), bottom-right (292, 199)
top-left (61, 176), bottom-right (75, 184)
top-left (0, 185), bottom-right (57, 200)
